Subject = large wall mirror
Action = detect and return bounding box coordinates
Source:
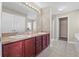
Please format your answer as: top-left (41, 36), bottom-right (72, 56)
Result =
top-left (2, 2), bottom-right (39, 34)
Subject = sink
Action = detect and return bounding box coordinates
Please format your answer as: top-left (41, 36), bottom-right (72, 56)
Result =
top-left (8, 34), bottom-right (31, 39)
top-left (8, 35), bottom-right (26, 39)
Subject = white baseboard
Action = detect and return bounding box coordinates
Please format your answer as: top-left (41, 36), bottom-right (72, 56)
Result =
top-left (50, 39), bottom-right (54, 42)
top-left (68, 41), bottom-right (76, 44)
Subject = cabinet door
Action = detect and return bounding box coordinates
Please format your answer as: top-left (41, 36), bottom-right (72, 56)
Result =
top-left (42, 34), bottom-right (47, 49)
top-left (2, 44), bottom-right (10, 57)
top-left (35, 36), bottom-right (42, 55)
top-left (47, 34), bottom-right (50, 46)
top-left (9, 41), bottom-right (23, 57)
top-left (24, 37), bottom-right (35, 57)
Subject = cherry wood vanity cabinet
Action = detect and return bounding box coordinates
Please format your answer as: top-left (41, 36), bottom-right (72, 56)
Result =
top-left (35, 36), bottom-right (42, 56)
top-left (2, 40), bottom-right (23, 57)
top-left (24, 37), bottom-right (36, 57)
top-left (2, 33), bottom-right (50, 57)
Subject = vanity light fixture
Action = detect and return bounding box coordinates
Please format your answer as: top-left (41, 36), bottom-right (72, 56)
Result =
top-left (25, 2), bottom-right (40, 13)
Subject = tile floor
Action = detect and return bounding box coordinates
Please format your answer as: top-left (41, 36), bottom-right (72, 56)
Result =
top-left (0, 37), bottom-right (1, 56)
top-left (37, 39), bottom-right (79, 57)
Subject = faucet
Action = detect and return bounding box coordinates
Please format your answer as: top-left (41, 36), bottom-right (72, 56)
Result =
top-left (12, 29), bottom-right (16, 32)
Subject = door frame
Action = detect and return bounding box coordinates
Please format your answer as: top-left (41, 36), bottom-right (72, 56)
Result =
top-left (59, 17), bottom-right (68, 41)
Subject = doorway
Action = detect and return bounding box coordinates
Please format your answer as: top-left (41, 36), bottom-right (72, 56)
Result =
top-left (59, 17), bottom-right (68, 41)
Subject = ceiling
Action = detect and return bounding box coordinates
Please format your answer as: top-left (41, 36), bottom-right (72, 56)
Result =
top-left (35, 2), bottom-right (79, 15)
top-left (2, 2), bottom-right (79, 15)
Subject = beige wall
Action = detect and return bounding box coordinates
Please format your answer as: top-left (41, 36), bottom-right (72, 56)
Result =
top-left (54, 10), bottom-right (79, 43)
top-left (36, 13), bottom-right (42, 32)
top-left (36, 7), bottom-right (53, 39)
top-left (0, 3), bottom-right (1, 37)
top-left (0, 2), bottom-right (2, 57)
top-left (41, 7), bottom-right (51, 32)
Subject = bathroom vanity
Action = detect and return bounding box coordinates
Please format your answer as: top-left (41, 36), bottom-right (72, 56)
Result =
top-left (2, 32), bottom-right (50, 57)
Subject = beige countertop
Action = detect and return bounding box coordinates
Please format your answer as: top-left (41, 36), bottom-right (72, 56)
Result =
top-left (2, 32), bottom-right (49, 45)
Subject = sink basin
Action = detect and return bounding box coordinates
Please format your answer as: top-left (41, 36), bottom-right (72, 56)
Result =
top-left (8, 34), bottom-right (31, 39)
top-left (8, 35), bottom-right (26, 39)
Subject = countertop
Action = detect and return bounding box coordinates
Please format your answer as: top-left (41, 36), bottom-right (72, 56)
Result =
top-left (2, 32), bottom-right (49, 45)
